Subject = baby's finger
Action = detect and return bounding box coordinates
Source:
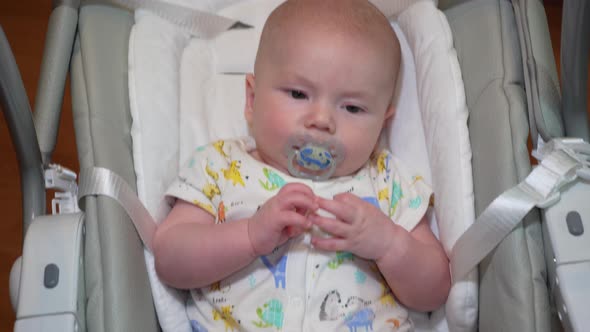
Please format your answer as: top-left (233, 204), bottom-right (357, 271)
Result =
top-left (316, 196), bottom-right (357, 224)
top-left (286, 225), bottom-right (307, 237)
top-left (278, 192), bottom-right (318, 213)
top-left (310, 214), bottom-right (349, 238)
top-left (311, 236), bottom-right (348, 252)
top-left (277, 210), bottom-right (312, 229)
top-left (332, 192), bottom-right (364, 205)
top-left (279, 182), bottom-right (316, 198)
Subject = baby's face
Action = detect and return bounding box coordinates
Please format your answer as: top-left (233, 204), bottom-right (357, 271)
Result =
top-left (245, 26), bottom-right (396, 177)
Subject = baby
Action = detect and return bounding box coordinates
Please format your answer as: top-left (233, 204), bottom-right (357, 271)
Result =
top-left (153, 0), bottom-right (450, 331)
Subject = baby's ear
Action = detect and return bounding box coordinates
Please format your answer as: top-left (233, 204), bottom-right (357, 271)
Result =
top-left (384, 103), bottom-right (396, 121)
top-left (244, 74), bottom-right (256, 125)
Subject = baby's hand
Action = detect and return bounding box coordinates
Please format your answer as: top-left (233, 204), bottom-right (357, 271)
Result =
top-left (310, 193), bottom-right (394, 260)
top-left (248, 183), bottom-right (317, 256)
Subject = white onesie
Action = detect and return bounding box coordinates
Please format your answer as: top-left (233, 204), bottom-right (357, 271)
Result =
top-left (166, 137), bottom-right (432, 332)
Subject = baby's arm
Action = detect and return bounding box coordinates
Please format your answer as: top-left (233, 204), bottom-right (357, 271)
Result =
top-left (153, 199), bottom-right (256, 289)
top-left (375, 217), bottom-right (451, 312)
top-left (153, 183), bottom-right (317, 289)
top-left (311, 193), bottom-right (450, 312)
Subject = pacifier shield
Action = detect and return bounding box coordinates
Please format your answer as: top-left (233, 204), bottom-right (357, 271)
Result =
top-left (285, 135), bottom-right (345, 181)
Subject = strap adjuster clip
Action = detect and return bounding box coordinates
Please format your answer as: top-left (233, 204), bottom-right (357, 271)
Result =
top-left (44, 164), bottom-right (80, 214)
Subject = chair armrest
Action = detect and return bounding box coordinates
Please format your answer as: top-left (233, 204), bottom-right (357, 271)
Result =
top-left (13, 212), bottom-right (86, 332)
top-left (543, 179), bottom-right (590, 331)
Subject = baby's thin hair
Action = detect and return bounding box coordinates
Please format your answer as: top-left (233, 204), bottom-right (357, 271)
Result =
top-left (276, 0), bottom-right (391, 34)
top-left (255, 0), bottom-right (400, 76)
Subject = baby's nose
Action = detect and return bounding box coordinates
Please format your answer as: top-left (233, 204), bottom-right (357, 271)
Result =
top-left (304, 105), bottom-right (336, 134)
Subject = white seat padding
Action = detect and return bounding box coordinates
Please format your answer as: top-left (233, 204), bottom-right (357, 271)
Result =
top-left (128, 1), bottom-right (476, 331)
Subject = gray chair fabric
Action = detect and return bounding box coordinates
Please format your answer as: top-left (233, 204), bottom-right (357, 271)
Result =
top-left (438, 0), bottom-right (471, 10)
top-left (71, 5), bottom-right (159, 332)
top-left (560, 0), bottom-right (590, 141)
top-left (445, 0), bottom-right (556, 331)
top-left (513, 0), bottom-right (564, 146)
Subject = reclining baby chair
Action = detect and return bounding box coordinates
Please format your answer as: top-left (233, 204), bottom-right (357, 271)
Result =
top-left (2, 0), bottom-right (589, 331)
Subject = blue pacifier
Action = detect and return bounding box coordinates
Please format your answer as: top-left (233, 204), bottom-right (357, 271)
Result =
top-left (286, 134), bottom-right (345, 181)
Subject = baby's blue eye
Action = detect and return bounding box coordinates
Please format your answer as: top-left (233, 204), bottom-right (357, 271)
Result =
top-left (345, 105), bottom-right (363, 114)
top-left (290, 90), bottom-right (307, 100)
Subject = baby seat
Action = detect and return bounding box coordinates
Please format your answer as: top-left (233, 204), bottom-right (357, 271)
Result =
top-left (2, 0), bottom-right (589, 331)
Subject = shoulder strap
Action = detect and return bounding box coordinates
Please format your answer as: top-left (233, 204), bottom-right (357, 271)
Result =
top-left (78, 167), bottom-right (157, 252)
top-left (451, 138), bottom-right (590, 281)
top-left (83, 0), bottom-right (250, 38)
top-left (91, 0), bottom-right (435, 38)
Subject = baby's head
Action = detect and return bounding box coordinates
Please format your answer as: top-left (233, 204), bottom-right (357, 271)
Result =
top-left (244, 0), bottom-right (401, 179)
